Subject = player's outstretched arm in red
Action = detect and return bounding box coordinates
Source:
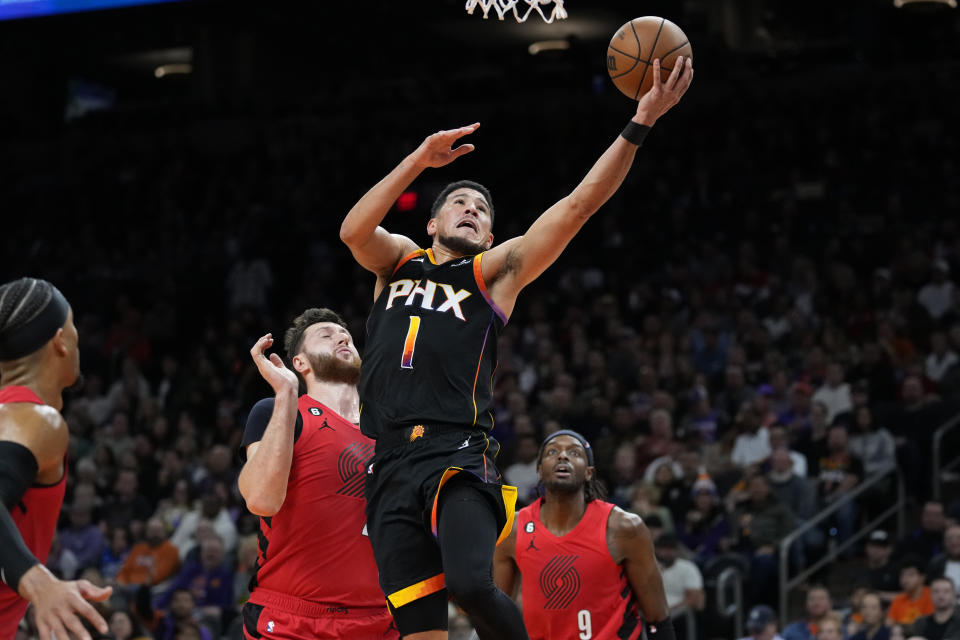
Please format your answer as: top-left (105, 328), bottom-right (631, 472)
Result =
top-left (479, 57), bottom-right (693, 320)
top-left (238, 333), bottom-right (301, 517)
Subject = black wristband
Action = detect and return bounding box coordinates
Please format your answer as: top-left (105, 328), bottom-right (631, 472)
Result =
top-left (647, 618), bottom-right (677, 640)
top-left (621, 121), bottom-right (651, 146)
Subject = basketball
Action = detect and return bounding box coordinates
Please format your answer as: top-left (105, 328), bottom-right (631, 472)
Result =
top-left (607, 17), bottom-right (692, 101)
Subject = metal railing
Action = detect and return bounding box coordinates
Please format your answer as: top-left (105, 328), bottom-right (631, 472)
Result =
top-left (932, 412), bottom-right (960, 502)
top-left (716, 566), bottom-right (745, 639)
top-left (778, 464), bottom-right (905, 628)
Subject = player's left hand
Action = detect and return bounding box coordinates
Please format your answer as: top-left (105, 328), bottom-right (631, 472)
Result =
top-left (634, 56), bottom-right (693, 125)
top-left (250, 333), bottom-right (299, 394)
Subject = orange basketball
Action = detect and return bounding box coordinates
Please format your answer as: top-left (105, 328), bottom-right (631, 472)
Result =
top-left (607, 17), bottom-right (692, 101)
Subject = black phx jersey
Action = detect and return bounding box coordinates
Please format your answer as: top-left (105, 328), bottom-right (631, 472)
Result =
top-left (359, 248), bottom-right (506, 439)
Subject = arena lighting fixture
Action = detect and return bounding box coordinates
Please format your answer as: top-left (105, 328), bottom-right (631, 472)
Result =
top-left (894, 0), bottom-right (956, 7)
top-left (154, 63), bottom-right (193, 78)
top-left (528, 39), bottom-right (570, 55)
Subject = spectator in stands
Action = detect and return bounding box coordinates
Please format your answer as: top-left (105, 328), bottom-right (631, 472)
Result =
top-left (909, 576), bottom-right (960, 640)
top-left (816, 425), bottom-right (863, 546)
top-left (925, 331), bottom-right (959, 384)
top-left (109, 609), bottom-right (151, 640)
top-left (848, 406), bottom-right (896, 476)
top-left (739, 604), bottom-right (784, 640)
top-left (678, 475), bottom-right (729, 566)
top-left (628, 482), bottom-right (675, 535)
top-left (171, 492), bottom-right (237, 560)
top-left (155, 478), bottom-right (194, 534)
top-left (154, 588), bottom-right (214, 640)
top-left (156, 535), bottom-right (234, 636)
top-left (848, 590), bottom-right (890, 640)
top-left (795, 401), bottom-right (830, 477)
top-left (103, 468), bottom-right (153, 530)
top-left (504, 433), bottom-right (540, 506)
top-left (783, 586), bottom-right (833, 640)
top-left (926, 524), bottom-right (960, 597)
top-left (778, 382), bottom-right (814, 437)
top-left (918, 259), bottom-right (955, 322)
top-left (716, 364), bottom-right (755, 427)
top-left (636, 408), bottom-right (680, 478)
top-left (754, 385), bottom-right (779, 429)
top-left (887, 555), bottom-right (934, 627)
top-left (769, 424), bottom-right (808, 477)
top-left (813, 362), bottom-right (853, 425)
top-left (816, 613), bottom-right (844, 640)
top-left (58, 498), bottom-right (105, 577)
top-left (768, 447), bottom-right (820, 567)
top-left (864, 530), bottom-right (902, 603)
top-left (730, 474), bottom-right (795, 606)
top-left (895, 501), bottom-right (947, 562)
top-left (101, 525), bottom-right (132, 580)
top-left (115, 516), bottom-right (180, 590)
top-left (655, 532), bottom-right (704, 640)
top-left (732, 405), bottom-right (772, 469)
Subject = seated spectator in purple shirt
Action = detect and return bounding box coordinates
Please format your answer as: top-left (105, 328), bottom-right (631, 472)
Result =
top-left (58, 497), bottom-right (105, 577)
top-left (677, 475), bottom-right (729, 565)
top-left (155, 534), bottom-right (234, 634)
top-left (154, 588), bottom-right (215, 640)
top-left (100, 525), bottom-right (131, 580)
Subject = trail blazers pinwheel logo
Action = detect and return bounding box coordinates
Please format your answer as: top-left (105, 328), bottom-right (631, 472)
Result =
top-left (336, 441), bottom-right (375, 498)
top-left (539, 555), bottom-right (581, 609)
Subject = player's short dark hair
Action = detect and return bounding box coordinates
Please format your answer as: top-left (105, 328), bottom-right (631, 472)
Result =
top-left (284, 308), bottom-right (349, 361)
top-left (431, 180), bottom-right (495, 226)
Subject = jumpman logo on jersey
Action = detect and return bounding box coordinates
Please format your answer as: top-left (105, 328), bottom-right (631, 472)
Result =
top-left (318, 419), bottom-right (335, 432)
top-left (527, 537), bottom-right (539, 552)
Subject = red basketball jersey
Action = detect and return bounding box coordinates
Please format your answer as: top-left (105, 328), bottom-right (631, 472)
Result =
top-left (515, 499), bottom-right (642, 640)
top-left (249, 396), bottom-right (383, 608)
top-left (0, 386), bottom-right (68, 639)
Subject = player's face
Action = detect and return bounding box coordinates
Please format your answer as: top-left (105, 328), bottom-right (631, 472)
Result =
top-left (298, 322), bottom-right (361, 385)
top-left (428, 189), bottom-right (494, 255)
top-left (539, 435), bottom-right (594, 494)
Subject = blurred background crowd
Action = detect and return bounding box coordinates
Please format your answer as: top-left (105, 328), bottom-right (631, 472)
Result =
top-left (2, 1), bottom-right (960, 638)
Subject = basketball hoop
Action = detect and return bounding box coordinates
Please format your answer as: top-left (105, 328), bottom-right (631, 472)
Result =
top-left (465, 0), bottom-right (568, 24)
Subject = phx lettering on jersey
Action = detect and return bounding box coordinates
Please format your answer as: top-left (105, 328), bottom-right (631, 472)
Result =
top-left (385, 279), bottom-right (472, 321)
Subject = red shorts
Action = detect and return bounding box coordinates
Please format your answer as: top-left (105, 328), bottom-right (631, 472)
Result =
top-left (242, 589), bottom-right (399, 640)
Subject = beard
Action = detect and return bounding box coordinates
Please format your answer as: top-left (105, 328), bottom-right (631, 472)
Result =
top-left (437, 232), bottom-right (487, 256)
top-left (543, 474), bottom-right (585, 496)
top-left (306, 351), bottom-right (361, 385)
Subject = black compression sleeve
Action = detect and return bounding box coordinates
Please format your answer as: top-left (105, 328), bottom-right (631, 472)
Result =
top-left (0, 441), bottom-right (41, 593)
top-left (647, 618), bottom-right (677, 640)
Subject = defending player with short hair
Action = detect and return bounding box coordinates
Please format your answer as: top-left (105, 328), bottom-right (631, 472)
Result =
top-left (340, 57), bottom-right (692, 639)
top-left (0, 277), bottom-right (113, 640)
top-left (493, 431), bottom-right (674, 640)
top-left (237, 308), bottom-right (398, 640)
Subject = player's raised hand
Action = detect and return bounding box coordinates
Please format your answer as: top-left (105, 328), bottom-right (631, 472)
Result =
top-left (411, 123), bottom-right (480, 169)
top-left (250, 333), bottom-right (299, 393)
top-left (634, 56), bottom-right (693, 125)
top-left (20, 566), bottom-right (112, 640)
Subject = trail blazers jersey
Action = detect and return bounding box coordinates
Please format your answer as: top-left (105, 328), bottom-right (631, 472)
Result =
top-left (240, 395), bottom-right (382, 607)
top-left (516, 499), bottom-right (643, 640)
top-left (359, 248), bottom-right (506, 439)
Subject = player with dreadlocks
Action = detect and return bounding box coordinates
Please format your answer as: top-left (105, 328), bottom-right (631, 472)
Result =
top-left (0, 277), bottom-right (112, 640)
top-left (493, 430), bottom-right (673, 640)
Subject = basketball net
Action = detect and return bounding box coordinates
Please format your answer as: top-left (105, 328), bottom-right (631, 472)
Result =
top-left (464, 0), bottom-right (567, 23)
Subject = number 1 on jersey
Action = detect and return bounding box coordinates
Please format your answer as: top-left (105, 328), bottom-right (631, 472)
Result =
top-left (577, 609), bottom-right (592, 640)
top-left (401, 316), bottom-right (421, 369)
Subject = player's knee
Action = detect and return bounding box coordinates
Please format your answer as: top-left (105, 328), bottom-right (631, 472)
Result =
top-left (446, 571), bottom-right (494, 612)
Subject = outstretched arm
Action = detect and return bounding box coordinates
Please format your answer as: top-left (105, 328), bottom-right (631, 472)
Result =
top-left (484, 58), bottom-right (693, 318)
top-left (238, 334), bottom-right (301, 517)
top-left (1, 418), bottom-right (111, 640)
top-left (608, 508), bottom-right (674, 638)
top-left (339, 124), bottom-right (480, 290)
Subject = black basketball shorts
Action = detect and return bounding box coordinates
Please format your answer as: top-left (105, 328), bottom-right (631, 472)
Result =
top-left (363, 424), bottom-right (517, 629)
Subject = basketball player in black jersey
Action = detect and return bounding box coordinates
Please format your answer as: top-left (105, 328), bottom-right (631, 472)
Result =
top-left (341, 57), bottom-right (692, 639)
